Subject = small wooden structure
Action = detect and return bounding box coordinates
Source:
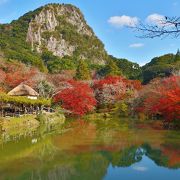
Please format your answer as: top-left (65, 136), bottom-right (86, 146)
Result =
top-left (0, 84), bottom-right (41, 117)
top-left (8, 84), bottom-right (39, 99)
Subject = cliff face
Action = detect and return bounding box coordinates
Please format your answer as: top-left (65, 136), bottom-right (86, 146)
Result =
top-left (26, 4), bottom-right (107, 65)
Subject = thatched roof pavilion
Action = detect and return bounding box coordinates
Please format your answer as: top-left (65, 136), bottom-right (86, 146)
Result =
top-left (8, 84), bottom-right (39, 99)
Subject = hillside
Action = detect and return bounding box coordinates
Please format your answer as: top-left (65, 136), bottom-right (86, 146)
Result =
top-left (97, 55), bottom-right (142, 80)
top-left (0, 3), bottom-right (108, 73)
top-left (110, 56), bottom-right (142, 80)
top-left (142, 51), bottom-right (180, 83)
top-left (0, 3), bottom-right (179, 81)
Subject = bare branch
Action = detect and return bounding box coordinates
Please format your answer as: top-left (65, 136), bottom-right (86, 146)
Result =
top-left (134, 16), bottom-right (180, 39)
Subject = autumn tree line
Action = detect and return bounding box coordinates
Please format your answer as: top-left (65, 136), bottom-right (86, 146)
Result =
top-left (0, 56), bottom-right (179, 129)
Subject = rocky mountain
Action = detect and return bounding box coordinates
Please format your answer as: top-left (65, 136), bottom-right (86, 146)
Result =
top-left (0, 3), bottom-right (108, 72)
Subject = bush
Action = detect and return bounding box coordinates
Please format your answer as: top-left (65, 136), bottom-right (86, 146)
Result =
top-left (0, 93), bottom-right (51, 106)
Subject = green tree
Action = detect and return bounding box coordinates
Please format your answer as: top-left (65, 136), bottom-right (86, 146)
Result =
top-left (106, 59), bottom-right (122, 76)
top-left (174, 49), bottom-right (180, 62)
top-left (75, 59), bottom-right (91, 80)
top-left (41, 50), bottom-right (55, 66)
top-left (114, 57), bottom-right (142, 80)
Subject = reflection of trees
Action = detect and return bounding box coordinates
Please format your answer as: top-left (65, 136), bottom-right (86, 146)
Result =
top-left (1, 118), bottom-right (180, 179)
top-left (161, 145), bottom-right (180, 169)
top-left (142, 144), bottom-right (169, 167)
top-left (98, 146), bottom-right (144, 168)
top-left (110, 146), bottom-right (143, 167)
top-left (142, 143), bottom-right (180, 169)
top-left (1, 142), bottom-right (180, 179)
top-left (31, 165), bottom-right (76, 180)
top-left (162, 131), bottom-right (180, 169)
top-left (72, 153), bottom-right (109, 180)
top-left (93, 118), bottom-right (130, 146)
top-left (94, 118), bottom-right (129, 132)
top-left (101, 144), bottom-right (180, 170)
top-left (16, 152), bottom-right (109, 180)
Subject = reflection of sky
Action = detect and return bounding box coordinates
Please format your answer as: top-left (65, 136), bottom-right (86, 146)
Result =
top-left (104, 156), bottom-right (180, 180)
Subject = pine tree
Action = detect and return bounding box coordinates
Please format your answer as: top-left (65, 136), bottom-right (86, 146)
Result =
top-left (75, 60), bottom-right (91, 80)
top-left (177, 49), bottom-right (180, 56)
top-left (174, 49), bottom-right (180, 62)
top-left (106, 59), bottom-right (122, 76)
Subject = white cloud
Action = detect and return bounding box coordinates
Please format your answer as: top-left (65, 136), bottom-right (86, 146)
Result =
top-left (129, 43), bottom-right (144, 48)
top-left (132, 166), bottom-right (148, 172)
top-left (0, 0), bottom-right (9, 5)
top-left (146, 13), bottom-right (166, 26)
top-left (108, 15), bottom-right (139, 28)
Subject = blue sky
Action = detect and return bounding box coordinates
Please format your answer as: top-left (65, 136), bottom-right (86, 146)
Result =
top-left (0, 0), bottom-right (179, 65)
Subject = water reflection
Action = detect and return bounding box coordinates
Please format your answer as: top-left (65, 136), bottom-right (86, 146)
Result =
top-left (0, 118), bottom-right (180, 180)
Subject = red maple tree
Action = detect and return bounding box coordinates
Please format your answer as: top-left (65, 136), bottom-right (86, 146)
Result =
top-left (53, 80), bottom-right (97, 116)
top-left (135, 76), bottom-right (180, 123)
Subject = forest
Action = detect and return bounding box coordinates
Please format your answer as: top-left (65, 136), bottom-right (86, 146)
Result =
top-left (0, 52), bottom-right (179, 129)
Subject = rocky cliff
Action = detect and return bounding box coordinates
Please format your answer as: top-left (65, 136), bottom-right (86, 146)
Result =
top-left (26, 4), bottom-right (106, 64)
top-left (0, 3), bottom-right (108, 72)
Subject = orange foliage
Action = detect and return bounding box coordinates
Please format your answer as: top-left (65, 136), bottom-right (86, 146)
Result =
top-left (162, 146), bottom-right (180, 167)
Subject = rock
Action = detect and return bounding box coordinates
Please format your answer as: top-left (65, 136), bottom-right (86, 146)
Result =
top-left (26, 4), bottom-right (107, 65)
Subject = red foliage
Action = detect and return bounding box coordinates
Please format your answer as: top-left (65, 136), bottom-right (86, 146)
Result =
top-left (3, 62), bottom-right (40, 89)
top-left (93, 76), bottom-right (142, 105)
top-left (128, 80), bottom-right (142, 90)
top-left (53, 80), bottom-right (96, 116)
top-left (93, 76), bottom-right (124, 90)
top-left (0, 60), bottom-right (43, 92)
top-left (136, 76), bottom-right (180, 122)
top-left (162, 146), bottom-right (180, 167)
top-left (151, 88), bottom-right (180, 122)
top-left (93, 76), bottom-right (142, 91)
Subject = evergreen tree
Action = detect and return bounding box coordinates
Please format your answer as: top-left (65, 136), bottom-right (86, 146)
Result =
top-left (177, 49), bottom-right (180, 56)
top-left (106, 59), bottom-right (122, 76)
top-left (41, 50), bottom-right (55, 66)
top-left (75, 60), bottom-right (91, 80)
top-left (174, 49), bottom-right (180, 62)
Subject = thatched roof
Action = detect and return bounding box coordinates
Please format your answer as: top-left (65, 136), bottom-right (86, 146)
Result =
top-left (8, 84), bottom-right (39, 97)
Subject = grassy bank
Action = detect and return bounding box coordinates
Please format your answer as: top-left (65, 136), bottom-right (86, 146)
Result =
top-left (0, 115), bottom-right (39, 132)
top-left (0, 112), bottom-right (65, 137)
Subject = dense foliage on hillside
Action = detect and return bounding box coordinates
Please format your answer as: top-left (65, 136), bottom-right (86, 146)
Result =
top-left (96, 51), bottom-right (180, 83)
top-left (142, 51), bottom-right (180, 83)
top-left (0, 7), bottom-right (47, 71)
top-left (98, 56), bottom-right (142, 80)
top-left (75, 60), bottom-right (91, 80)
top-left (0, 3), bottom-right (108, 73)
top-left (113, 56), bottom-right (142, 80)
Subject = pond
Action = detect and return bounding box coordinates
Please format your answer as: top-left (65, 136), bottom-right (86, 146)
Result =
top-left (0, 116), bottom-right (180, 180)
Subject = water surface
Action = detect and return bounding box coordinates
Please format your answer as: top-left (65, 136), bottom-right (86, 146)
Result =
top-left (0, 117), bottom-right (180, 180)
